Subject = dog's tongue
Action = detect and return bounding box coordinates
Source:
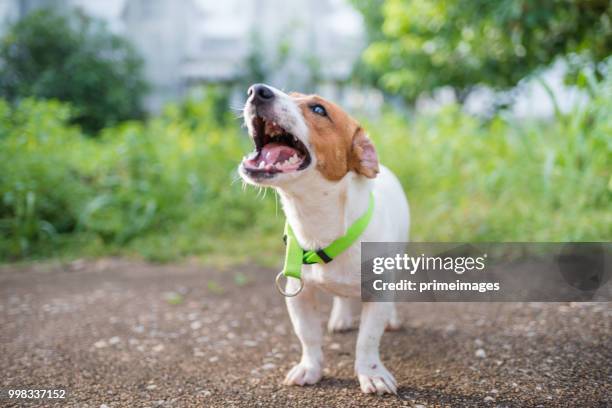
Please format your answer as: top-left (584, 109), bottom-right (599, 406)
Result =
top-left (261, 143), bottom-right (299, 165)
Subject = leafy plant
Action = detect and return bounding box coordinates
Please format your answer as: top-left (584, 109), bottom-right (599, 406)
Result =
top-left (0, 89), bottom-right (280, 260)
top-left (0, 68), bottom-right (610, 262)
top-left (0, 8), bottom-right (147, 133)
top-left (352, 0), bottom-right (612, 103)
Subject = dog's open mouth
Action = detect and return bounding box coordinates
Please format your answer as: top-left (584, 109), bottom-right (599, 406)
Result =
top-left (242, 116), bottom-right (311, 176)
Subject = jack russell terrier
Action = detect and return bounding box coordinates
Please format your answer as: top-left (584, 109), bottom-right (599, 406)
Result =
top-left (238, 84), bottom-right (410, 395)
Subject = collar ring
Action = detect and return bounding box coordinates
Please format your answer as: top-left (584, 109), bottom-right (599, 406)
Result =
top-left (275, 271), bottom-right (304, 297)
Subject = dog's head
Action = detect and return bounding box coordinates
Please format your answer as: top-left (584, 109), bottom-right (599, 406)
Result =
top-left (239, 84), bottom-right (379, 187)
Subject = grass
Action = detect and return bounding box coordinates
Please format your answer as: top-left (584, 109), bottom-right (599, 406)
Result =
top-left (0, 78), bottom-right (610, 266)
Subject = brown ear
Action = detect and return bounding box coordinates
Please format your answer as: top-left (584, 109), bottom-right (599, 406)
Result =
top-left (350, 128), bottom-right (379, 178)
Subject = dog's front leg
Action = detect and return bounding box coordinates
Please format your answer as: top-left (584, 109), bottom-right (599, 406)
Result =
top-left (355, 302), bottom-right (397, 394)
top-left (283, 280), bottom-right (323, 386)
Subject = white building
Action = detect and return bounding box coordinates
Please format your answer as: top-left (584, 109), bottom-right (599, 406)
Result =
top-left (0, 0), bottom-right (365, 112)
top-left (121, 0), bottom-right (365, 111)
top-left (121, 0), bottom-right (203, 111)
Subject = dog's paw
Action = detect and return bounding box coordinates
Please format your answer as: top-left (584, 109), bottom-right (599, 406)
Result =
top-left (283, 363), bottom-right (322, 386)
top-left (385, 315), bottom-right (402, 331)
top-left (327, 314), bottom-right (358, 333)
top-left (356, 362), bottom-right (398, 395)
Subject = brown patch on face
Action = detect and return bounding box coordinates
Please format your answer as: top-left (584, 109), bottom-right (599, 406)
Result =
top-left (289, 93), bottom-right (379, 181)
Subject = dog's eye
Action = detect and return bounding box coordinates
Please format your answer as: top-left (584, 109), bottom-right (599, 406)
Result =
top-left (310, 104), bottom-right (327, 117)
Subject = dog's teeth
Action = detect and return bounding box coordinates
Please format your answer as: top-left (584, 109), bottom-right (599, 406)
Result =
top-left (258, 161), bottom-right (265, 169)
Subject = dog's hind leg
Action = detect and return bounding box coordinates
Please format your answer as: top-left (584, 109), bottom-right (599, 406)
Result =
top-left (355, 302), bottom-right (397, 394)
top-left (327, 296), bottom-right (360, 332)
top-left (283, 280), bottom-right (324, 386)
top-left (385, 304), bottom-right (402, 331)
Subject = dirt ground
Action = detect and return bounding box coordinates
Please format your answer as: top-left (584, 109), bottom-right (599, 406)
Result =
top-left (0, 259), bottom-right (610, 407)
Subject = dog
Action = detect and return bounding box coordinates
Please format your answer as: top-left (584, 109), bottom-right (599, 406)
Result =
top-left (238, 84), bottom-right (410, 394)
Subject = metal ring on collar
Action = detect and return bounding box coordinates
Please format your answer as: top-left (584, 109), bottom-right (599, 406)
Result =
top-left (275, 271), bottom-right (304, 297)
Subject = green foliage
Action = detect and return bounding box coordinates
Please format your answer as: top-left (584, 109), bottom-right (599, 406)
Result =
top-left (0, 89), bottom-right (281, 261)
top-left (353, 0), bottom-right (612, 102)
top-left (0, 8), bottom-right (147, 133)
top-left (369, 63), bottom-right (612, 242)
top-left (371, 85), bottom-right (611, 241)
top-left (1, 71), bottom-right (611, 263)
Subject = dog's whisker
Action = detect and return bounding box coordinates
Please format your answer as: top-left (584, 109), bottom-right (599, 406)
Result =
top-left (230, 174), bottom-right (242, 186)
top-left (274, 189), bottom-right (280, 217)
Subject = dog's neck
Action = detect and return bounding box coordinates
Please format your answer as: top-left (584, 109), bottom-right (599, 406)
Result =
top-left (276, 172), bottom-right (372, 250)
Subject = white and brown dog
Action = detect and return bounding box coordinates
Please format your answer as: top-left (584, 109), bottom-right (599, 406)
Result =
top-left (238, 84), bottom-right (410, 394)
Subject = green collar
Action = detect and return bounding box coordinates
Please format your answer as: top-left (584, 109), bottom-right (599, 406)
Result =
top-left (281, 192), bottom-right (375, 280)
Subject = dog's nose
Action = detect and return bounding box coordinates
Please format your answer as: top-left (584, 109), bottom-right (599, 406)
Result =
top-left (248, 84), bottom-right (275, 104)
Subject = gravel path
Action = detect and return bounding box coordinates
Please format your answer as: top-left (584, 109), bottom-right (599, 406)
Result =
top-left (0, 259), bottom-right (610, 407)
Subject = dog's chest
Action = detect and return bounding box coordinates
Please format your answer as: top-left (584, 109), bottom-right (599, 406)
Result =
top-left (301, 249), bottom-right (361, 297)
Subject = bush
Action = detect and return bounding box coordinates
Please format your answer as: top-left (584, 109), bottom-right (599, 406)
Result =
top-left (0, 89), bottom-right (280, 261)
top-left (353, 0), bottom-right (612, 102)
top-left (0, 8), bottom-right (147, 133)
top-left (370, 83), bottom-right (611, 241)
top-left (0, 75), bottom-right (610, 262)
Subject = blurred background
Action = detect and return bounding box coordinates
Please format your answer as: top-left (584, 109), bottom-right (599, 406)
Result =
top-left (0, 0), bottom-right (610, 264)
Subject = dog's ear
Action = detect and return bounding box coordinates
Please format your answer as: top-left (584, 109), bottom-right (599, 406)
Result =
top-left (350, 128), bottom-right (379, 178)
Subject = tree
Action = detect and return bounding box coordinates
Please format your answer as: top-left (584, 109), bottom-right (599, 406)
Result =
top-left (352, 0), bottom-right (612, 103)
top-left (0, 8), bottom-right (148, 133)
